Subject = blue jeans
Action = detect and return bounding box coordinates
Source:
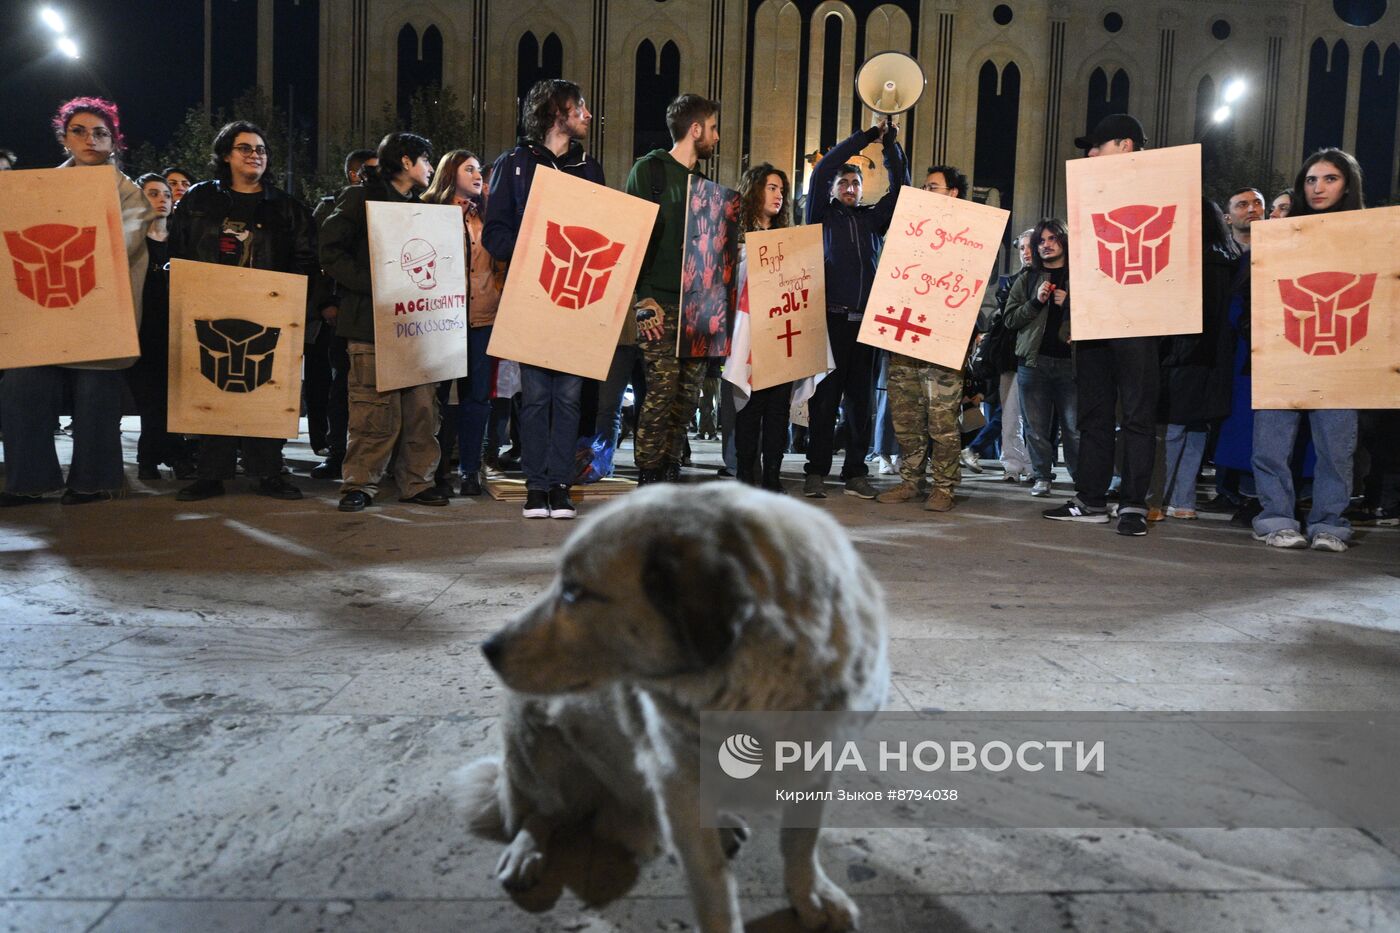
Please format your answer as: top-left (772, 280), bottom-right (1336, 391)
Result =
top-left (454, 325), bottom-right (494, 475)
top-left (1, 366), bottom-right (125, 495)
top-left (1016, 356), bottom-right (1079, 483)
top-left (1163, 424), bottom-right (1208, 510)
top-left (520, 363), bottom-right (582, 490)
top-left (1252, 408), bottom-right (1357, 541)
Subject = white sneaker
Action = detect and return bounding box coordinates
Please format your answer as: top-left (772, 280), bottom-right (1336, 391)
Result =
top-left (1309, 532), bottom-right (1347, 552)
top-left (959, 448), bottom-right (984, 473)
top-left (878, 456), bottom-right (897, 475)
top-left (1253, 529), bottom-right (1308, 549)
top-left (1030, 480), bottom-right (1051, 497)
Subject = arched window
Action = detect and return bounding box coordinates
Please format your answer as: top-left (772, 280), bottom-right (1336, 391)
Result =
top-left (818, 14), bottom-right (845, 145)
top-left (397, 24), bottom-right (444, 124)
top-left (973, 61), bottom-right (1021, 212)
top-left (1303, 38), bottom-right (1350, 156)
top-left (516, 32), bottom-right (566, 138)
top-left (634, 40), bottom-right (682, 158)
top-left (1086, 67), bottom-right (1131, 136)
top-left (1357, 42), bottom-right (1399, 202)
top-left (1193, 75), bottom-right (1216, 139)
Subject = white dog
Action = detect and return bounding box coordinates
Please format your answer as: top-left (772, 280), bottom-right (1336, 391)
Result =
top-left (464, 483), bottom-right (889, 932)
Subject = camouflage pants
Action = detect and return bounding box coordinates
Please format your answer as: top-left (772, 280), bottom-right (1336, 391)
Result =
top-left (635, 300), bottom-right (706, 469)
top-left (888, 354), bottom-right (964, 493)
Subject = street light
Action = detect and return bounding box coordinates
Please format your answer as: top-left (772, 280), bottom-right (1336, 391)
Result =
top-left (1222, 78), bottom-right (1247, 104)
top-left (1211, 105), bottom-right (1232, 124)
top-left (39, 6), bottom-right (65, 33)
top-left (56, 35), bottom-right (79, 59)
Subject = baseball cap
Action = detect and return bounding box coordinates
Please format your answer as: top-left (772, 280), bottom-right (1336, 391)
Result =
top-left (1074, 113), bottom-right (1147, 151)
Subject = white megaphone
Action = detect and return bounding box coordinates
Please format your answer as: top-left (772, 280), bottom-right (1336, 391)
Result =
top-left (856, 51), bottom-right (926, 115)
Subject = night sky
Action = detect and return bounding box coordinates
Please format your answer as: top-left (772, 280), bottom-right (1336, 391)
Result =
top-left (0, 1), bottom-right (206, 168)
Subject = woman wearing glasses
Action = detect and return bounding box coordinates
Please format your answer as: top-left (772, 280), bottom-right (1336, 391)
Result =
top-left (1, 97), bottom-right (153, 507)
top-left (168, 120), bottom-right (322, 503)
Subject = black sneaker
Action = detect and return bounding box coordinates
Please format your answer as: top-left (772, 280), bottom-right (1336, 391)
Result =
top-left (662, 463), bottom-right (682, 483)
top-left (61, 489), bottom-right (111, 505)
top-left (310, 458), bottom-right (343, 480)
top-left (338, 490), bottom-right (372, 512)
top-left (0, 492), bottom-right (45, 507)
top-left (399, 487), bottom-right (450, 506)
top-left (256, 476), bottom-right (304, 500)
top-left (636, 469), bottom-right (661, 486)
top-left (171, 459), bottom-right (198, 480)
top-left (137, 464), bottom-right (162, 481)
top-left (176, 479), bottom-right (225, 502)
top-left (459, 474), bottom-right (483, 496)
top-left (803, 474), bottom-right (826, 498)
top-left (1116, 512), bottom-right (1149, 536)
top-left (548, 485), bottom-right (576, 519)
top-left (522, 489), bottom-right (550, 519)
top-left (1042, 499), bottom-right (1109, 523)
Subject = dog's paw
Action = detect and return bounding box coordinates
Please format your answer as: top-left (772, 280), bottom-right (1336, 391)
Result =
top-left (789, 875), bottom-right (859, 931)
top-left (495, 836), bottom-right (545, 891)
top-left (717, 812), bottom-right (751, 860)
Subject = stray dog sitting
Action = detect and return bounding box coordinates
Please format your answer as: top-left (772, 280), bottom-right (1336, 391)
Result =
top-left (464, 483), bottom-right (889, 933)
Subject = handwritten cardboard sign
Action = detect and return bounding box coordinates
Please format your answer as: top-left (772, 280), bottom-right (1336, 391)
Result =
top-left (0, 165), bottom-right (138, 368)
top-left (858, 186), bottom-right (1009, 368)
top-left (1066, 144), bottom-right (1203, 340)
top-left (489, 170), bottom-right (658, 380)
top-left (167, 259), bottom-right (307, 439)
top-left (678, 176), bottom-right (741, 359)
top-left (367, 201), bottom-right (469, 391)
top-left (1251, 206), bottom-right (1400, 409)
top-left (744, 225), bottom-right (829, 390)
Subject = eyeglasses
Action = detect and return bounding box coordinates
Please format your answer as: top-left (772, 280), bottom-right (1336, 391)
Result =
top-left (923, 183), bottom-right (952, 192)
top-left (233, 144), bottom-right (268, 157)
top-left (67, 125), bottom-right (112, 141)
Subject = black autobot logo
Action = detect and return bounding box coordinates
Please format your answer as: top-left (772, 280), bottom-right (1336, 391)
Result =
top-left (194, 318), bottom-right (281, 392)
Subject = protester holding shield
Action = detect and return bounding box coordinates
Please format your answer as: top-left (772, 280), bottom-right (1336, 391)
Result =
top-left (1250, 149), bottom-right (1366, 552)
top-left (169, 121), bottom-right (321, 503)
top-left (320, 132), bottom-right (449, 512)
top-left (1, 97), bottom-right (152, 507)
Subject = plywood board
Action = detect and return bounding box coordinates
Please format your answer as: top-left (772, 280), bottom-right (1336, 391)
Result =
top-left (744, 225), bottom-right (830, 390)
top-left (679, 176), bottom-right (741, 358)
top-left (1250, 206), bottom-right (1400, 409)
top-left (488, 170), bottom-right (658, 380)
top-left (167, 259), bottom-right (307, 439)
top-left (0, 165), bottom-right (138, 368)
top-left (367, 201), bottom-right (469, 391)
top-left (858, 186), bottom-right (1009, 368)
top-left (1065, 143), bottom-right (1203, 340)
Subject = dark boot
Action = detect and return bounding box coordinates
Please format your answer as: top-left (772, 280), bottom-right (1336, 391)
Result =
top-left (636, 468), bottom-right (661, 486)
top-left (762, 462), bottom-right (785, 494)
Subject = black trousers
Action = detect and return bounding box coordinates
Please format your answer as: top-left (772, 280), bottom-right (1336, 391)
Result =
top-left (196, 435), bottom-right (285, 481)
top-left (735, 382), bottom-right (792, 484)
top-left (125, 352), bottom-right (186, 468)
top-left (1073, 336), bottom-right (1159, 511)
top-left (804, 311), bottom-right (875, 480)
top-left (304, 326), bottom-right (349, 457)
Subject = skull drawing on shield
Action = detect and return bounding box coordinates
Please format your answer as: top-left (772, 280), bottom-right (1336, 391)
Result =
top-left (400, 238), bottom-right (438, 290)
top-left (194, 318), bottom-right (282, 392)
top-left (1278, 271), bottom-right (1377, 357)
top-left (1090, 204), bottom-right (1177, 286)
top-left (539, 221), bottom-right (626, 310)
top-left (4, 224), bottom-right (99, 308)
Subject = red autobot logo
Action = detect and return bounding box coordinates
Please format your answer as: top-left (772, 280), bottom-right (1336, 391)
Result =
top-left (1090, 204), bottom-right (1177, 286)
top-left (539, 221), bottom-right (625, 309)
top-left (4, 223), bottom-right (99, 308)
top-left (1278, 271), bottom-right (1377, 356)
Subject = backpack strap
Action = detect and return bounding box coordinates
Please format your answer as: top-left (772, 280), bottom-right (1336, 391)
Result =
top-left (649, 157), bottom-right (666, 203)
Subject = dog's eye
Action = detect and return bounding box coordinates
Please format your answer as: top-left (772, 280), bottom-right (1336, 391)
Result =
top-left (560, 583), bottom-right (584, 604)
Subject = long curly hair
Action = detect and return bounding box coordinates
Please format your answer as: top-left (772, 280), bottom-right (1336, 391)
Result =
top-left (737, 163), bottom-right (790, 236)
top-left (520, 79), bottom-right (581, 144)
top-left (52, 96), bottom-right (124, 153)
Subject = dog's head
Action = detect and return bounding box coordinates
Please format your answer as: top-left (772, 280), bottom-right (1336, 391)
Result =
top-left (482, 486), bottom-right (761, 694)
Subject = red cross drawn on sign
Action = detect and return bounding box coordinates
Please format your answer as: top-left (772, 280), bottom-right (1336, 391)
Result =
top-left (776, 319), bottom-right (802, 357)
top-left (874, 305), bottom-right (932, 343)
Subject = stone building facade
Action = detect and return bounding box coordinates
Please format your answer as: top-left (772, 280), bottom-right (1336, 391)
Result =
top-left (232, 1), bottom-right (1399, 235)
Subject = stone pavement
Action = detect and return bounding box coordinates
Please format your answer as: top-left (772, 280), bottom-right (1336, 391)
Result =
top-left (2, 424), bottom-right (1399, 932)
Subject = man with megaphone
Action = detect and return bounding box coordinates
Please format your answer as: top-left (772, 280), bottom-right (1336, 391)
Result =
top-left (801, 115), bottom-right (909, 500)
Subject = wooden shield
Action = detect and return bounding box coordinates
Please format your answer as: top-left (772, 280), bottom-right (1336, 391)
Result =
top-left (488, 170), bottom-right (658, 379)
top-left (1251, 206), bottom-right (1400, 409)
top-left (0, 165), bottom-right (138, 368)
top-left (1066, 144), bottom-right (1203, 340)
top-left (745, 225), bottom-right (829, 390)
top-left (678, 176), bottom-right (741, 359)
top-left (168, 260), bottom-right (307, 439)
top-left (367, 201), bottom-right (469, 391)
top-left (858, 186), bottom-right (1009, 369)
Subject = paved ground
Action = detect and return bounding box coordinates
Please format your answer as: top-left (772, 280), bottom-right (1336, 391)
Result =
top-left (3, 423), bottom-right (1399, 932)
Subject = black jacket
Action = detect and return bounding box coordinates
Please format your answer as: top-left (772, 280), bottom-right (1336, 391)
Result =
top-left (805, 126), bottom-right (909, 311)
top-left (483, 140), bottom-right (605, 264)
top-left (1158, 244), bottom-right (1239, 425)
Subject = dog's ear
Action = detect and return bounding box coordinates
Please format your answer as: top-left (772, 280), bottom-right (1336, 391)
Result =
top-left (642, 524), bottom-right (754, 674)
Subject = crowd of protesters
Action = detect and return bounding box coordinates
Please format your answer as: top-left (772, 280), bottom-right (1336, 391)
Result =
top-left (1, 93), bottom-right (1395, 552)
